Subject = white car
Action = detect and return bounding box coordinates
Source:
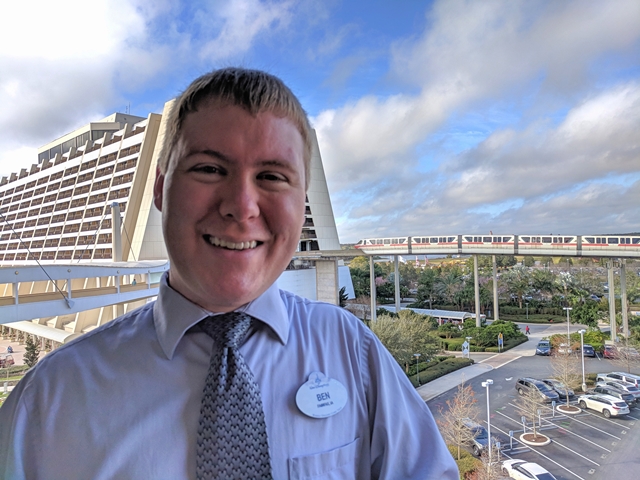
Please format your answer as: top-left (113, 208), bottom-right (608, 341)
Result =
top-left (502, 459), bottom-right (557, 480)
top-left (578, 394), bottom-right (630, 417)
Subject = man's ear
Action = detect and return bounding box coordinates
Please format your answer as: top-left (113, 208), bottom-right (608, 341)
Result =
top-left (153, 167), bottom-right (164, 212)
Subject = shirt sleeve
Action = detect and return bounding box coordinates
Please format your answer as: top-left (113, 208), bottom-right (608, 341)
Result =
top-left (362, 328), bottom-right (459, 480)
top-left (0, 371), bottom-right (33, 480)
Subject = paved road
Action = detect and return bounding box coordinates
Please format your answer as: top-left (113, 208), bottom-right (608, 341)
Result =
top-left (422, 321), bottom-right (640, 480)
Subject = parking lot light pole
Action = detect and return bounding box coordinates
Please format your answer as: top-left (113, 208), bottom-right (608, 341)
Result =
top-left (481, 379), bottom-right (494, 464)
top-left (578, 329), bottom-right (587, 392)
top-left (563, 307), bottom-right (573, 346)
top-left (526, 302), bottom-right (529, 321)
top-left (414, 353), bottom-right (421, 386)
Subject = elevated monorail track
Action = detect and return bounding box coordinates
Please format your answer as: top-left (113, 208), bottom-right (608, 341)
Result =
top-left (355, 234), bottom-right (640, 258)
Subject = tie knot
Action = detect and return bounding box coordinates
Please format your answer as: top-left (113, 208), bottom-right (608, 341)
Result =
top-left (201, 312), bottom-right (252, 348)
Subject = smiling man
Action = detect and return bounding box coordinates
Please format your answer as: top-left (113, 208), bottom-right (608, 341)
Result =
top-left (0, 68), bottom-right (457, 479)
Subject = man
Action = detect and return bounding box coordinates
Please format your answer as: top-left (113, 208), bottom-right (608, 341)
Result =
top-left (0, 68), bottom-right (458, 479)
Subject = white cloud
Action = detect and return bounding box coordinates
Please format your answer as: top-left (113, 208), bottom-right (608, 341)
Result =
top-left (198, 0), bottom-right (294, 61)
top-left (314, 0), bottom-right (640, 242)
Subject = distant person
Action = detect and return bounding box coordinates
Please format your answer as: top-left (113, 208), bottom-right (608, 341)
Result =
top-left (6, 346), bottom-right (12, 353)
top-left (525, 325), bottom-right (530, 335)
top-left (0, 68), bottom-right (458, 479)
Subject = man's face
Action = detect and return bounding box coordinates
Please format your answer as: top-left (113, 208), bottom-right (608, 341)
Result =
top-left (154, 102), bottom-right (306, 312)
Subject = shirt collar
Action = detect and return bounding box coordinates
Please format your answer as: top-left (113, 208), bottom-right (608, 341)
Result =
top-left (154, 272), bottom-right (290, 359)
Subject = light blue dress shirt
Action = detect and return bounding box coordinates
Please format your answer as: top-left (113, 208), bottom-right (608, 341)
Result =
top-left (0, 273), bottom-right (458, 479)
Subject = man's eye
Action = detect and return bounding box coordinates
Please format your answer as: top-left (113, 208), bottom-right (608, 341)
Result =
top-left (258, 172), bottom-right (286, 182)
top-left (192, 165), bottom-right (222, 174)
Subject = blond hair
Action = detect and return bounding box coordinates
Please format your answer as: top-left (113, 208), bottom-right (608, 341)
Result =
top-left (158, 68), bottom-right (312, 188)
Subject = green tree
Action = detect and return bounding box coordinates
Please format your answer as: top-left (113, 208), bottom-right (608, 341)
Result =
top-left (416, 268), bottom-right (439, 309)
top-left (531, 269), bottom-right (556, 299)
top-left (500, 265), bottom-right (531, 308)
top-left (435, 268), bottom-right (463, 307)
top-left (24, 334), bottom-right (40, 368)
top-left (370, 310), bottom-right (438, 372)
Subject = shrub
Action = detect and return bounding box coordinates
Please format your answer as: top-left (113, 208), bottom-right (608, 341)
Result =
top-left (447, 445), bottom-right (481, 480)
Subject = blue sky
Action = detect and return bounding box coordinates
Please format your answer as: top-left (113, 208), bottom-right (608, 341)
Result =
top-left (1, 0), bottom-right (639, 243)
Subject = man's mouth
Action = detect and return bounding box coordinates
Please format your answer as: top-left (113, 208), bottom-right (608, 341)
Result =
top-left (204, 235), bottom-right (261, 251)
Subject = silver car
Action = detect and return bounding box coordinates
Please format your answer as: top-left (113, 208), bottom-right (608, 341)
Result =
top-left (596, 380), bottom-right (640, 400)
top-left (578, 394), bottom-right (630, 417)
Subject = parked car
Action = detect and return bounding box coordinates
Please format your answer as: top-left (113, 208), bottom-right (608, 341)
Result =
top-left (540, 379), bottom-right (575, 400)
top-left (592, 385), bottom-right (636, 406)
top-left (581, 344), bottom-right (596, 357)
top-left (535, 340), bottom-right (551, 356)
top-left (618, 346), bottom-right (640, 358)
top-left (502, 459), bottom-right (557, 480)
top-left (458, 418), bottom-right (504, 456)
top-left (515, 378), bottom-right (560, 403)
top-left (556, 343), bottom-right (573, 355)
top-left (579, 394), bottom-right (630, 417)
top-left (596, 372), bottom-right (640, 388)
top-left (596, 380), bottom-right (640, 400)
top-left (603, 345), bottom-right (617, 359)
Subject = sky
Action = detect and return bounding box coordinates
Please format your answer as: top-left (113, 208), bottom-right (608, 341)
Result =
top-left (1, 0), bottom-right (639, 244)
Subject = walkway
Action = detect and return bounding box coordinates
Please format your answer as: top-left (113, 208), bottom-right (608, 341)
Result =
top-left (417, 321), bottom-right (582, 401)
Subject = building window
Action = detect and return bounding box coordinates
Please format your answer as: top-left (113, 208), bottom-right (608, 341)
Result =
top-left (64, 166), bottom-right (79, 177)
top-left (44, 239), bottom-right (60, 248)
top-left (63, 223), bottom-right (80, 234)
top-left (56, 250), bottom-right (73, 260)
top-left (80, 159), bottom-right (98, 172)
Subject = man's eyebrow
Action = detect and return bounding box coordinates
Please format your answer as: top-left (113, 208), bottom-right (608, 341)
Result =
top-left (184, 148), bottom-right (229, 161)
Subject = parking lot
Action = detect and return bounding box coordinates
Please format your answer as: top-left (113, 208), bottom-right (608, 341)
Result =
top-left (491, 392), bottom-right (638, 480)
top-left (427, 350), bottom-right (640, 480)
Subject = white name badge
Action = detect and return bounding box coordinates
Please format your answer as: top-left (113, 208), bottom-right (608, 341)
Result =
top-left (295, 372), bottom-right (348, 419)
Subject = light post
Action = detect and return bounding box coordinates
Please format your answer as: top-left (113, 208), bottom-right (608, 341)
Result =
top-left (481, 379), bottom-right (494, 464)
top-left (578, 329), bottom-right (586, 392)
top-left (526, 302), bottom-right (529, 321)
top-left (563, 307), bottom-right (573, 346)
top-left (414, 353), bottom-right (421, 386)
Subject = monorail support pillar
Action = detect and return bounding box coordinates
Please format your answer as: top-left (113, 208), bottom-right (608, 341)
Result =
top-left (607, 261), bottom-right (617, 342)
top-left (394, 255), bottom-right (400, 313)
top-left (474, 255), bottom-right (481, 328)
top-left (492, 255), bottom-right (499, 321)
top-left (370, 256), bottom-right (377, 323)
top-left (621, 259), bottom-right (628, 338)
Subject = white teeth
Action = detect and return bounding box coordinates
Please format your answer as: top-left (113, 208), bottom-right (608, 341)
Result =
top-left (207, 236), bottom-right (258, 250)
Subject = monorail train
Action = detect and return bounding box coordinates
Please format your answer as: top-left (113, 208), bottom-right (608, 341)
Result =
top-left (354, 234), bottom-right (640, 258)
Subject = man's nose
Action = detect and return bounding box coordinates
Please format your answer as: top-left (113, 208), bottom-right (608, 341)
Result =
top-left (219, 176), bottom-right (260, 222)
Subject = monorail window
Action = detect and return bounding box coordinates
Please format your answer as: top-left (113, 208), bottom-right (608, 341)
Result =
top-left (356, 240), bottom-right (363, 245)
top-left (448, 237), bottom-right (455, 242)
top-left (483, 237), bottom-right (491, 242)
top-left (584, 237), bottom-right (594, 243)
top-left (620, 238), bottom-right (630, 244)
top-left (464, 236), bottom-right (473, 242)
top-left (430, 237), bottom-right (437, 243)
top-left (608, 238), bottom-right (618, 244)
top-left (542, 237), bottom-right (551, 243)
top-left (521, 236), bottom-right (530, 242)
top-left (564, 237), bottom-right (573, 243)
top-left (384, 239), bottom-right (391, 244)
top-left (633, 238), bottom-right (640, 244)
top-left (414, 238), bottom-right (421, 243)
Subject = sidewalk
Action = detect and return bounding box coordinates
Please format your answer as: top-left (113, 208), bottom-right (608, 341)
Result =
top-left (416, 320), bottom-right (580, 401)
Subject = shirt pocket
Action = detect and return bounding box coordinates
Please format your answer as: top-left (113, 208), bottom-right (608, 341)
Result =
top-left (288, 437), bottom-right (362, 480)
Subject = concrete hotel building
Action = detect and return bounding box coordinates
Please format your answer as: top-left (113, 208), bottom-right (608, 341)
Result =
top-left (0, 101), bottom-right (348, 345)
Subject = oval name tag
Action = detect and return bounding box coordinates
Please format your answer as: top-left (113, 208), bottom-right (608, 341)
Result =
top-left (295, 372), bottom-right (347, 419)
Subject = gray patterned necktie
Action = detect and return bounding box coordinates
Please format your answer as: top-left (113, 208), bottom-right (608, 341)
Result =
top-left (196, 312), bottom-right (272, 479)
